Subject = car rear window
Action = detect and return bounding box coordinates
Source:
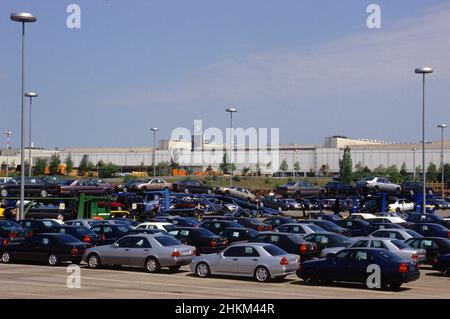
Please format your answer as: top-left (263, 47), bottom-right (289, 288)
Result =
top-left (196, 228), bottom-right (216, 237)
top-left (391, 240), bottom-right (410, 249)
top-left (262, 244), bottom-right (287, 256)
top-left (287, 234), bottom-right (307, 244)
top-left (307, 224), bottom-right (325, 232)
top-left (154, 236), bottom-right (181, 247)
top-left (378, 250), bottom-right (402, 262)
top-left (406, 230), bottom-right (423, 238)
top-left (56, 234), bottom-right (80, 244)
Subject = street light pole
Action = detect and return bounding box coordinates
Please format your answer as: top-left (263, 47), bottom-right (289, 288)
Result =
top-left (415, 67), bottom-right (433, 214)
top-left (226, 108), bottom-right (237, 187)
top-left (11, 12), bottom-right (37, 221)
top-left (3, 131), bottom-right (12, 177)
top-left (150, 128), bottom-right (159, 177)
top-left (25, 92), bottom-right (38, 177)
top-left (438, 124), bottom-right (447, 197)
top-left (412, 148), bottom-right (416, 181)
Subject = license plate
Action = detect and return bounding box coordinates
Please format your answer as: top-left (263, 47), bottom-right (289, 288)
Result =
top-left (181, 251), bottom-right (191, 256)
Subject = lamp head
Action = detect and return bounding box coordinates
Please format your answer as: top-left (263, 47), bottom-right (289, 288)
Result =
top-left (414, 67), bottom-right (433, 74)
top-left (10, 12), bottom-right (37, 23)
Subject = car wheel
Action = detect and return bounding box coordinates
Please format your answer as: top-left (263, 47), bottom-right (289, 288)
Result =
top-left (145, 257), bottom-right (161, 273)
top-left (374, 186), bottom-right (379, 192)
top-left (87, 253), bottom-right (101, 269)
top-left (395, 207), bottom-right (401, 213)
top-left (70, 191), bottom-right (79, 198)
top-left (395, 187), bottom-right (401, 193)
top-left (48, 253), bottom-right (60, 266)
top-left (1, 251), bottom-right (12, 263)
top-left (196, 262), bottom-right (211, 278)
top-left (40, 189), bottom-right (48, 198)
top-left (122, 187), bottom-right (128, 193)
top-left (303, 269), bottom-right (319, 285)
top-left (254, 266), bottom-right (271, 282)
top-left (207, 189), bottom-right (212, 195)
top-left (169, 266), bottom-right (181, 272)
top-left (184, 188), bottom-right (189, 194)
top-left (0, 189), bottom-right (8, 197)
top-left (225, 191), bottom-right (230, 196)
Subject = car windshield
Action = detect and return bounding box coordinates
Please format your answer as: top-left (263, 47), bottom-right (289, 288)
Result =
top-left (73, 227), bottom-right (96, 235)
top-left (263, 244), bottom-right (287, 256)
top-left (318, 221), bottom-right (341, 231)
top-left (332, 234), bottom-right (353, 246)
top-left (288, 234), bottom-right (307, 244)
top-left (154, 236), bottom-right (181, 247)
top-left (390, 240), bottom-right (409, 249)
top-left (406, 230), bottom-right (423, 238)
top-left (0, 221), bottom-right (20, 228)
top-left (285, 182), bottom-right (296, 186)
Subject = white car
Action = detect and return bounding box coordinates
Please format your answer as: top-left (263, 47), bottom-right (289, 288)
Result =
top-left (135, 222), bottom-right (175, 232)
top-left (388, 198), bottom-right (415, 212)
top-left (349, 213), bottom-right (377, 220)
top-left (356, 177), bottom-right (401, 193)
top-left (371, 216), bottom-right (407, 224)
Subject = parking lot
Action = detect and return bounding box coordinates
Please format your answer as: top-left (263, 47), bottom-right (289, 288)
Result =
top-left (0, 261), bottom-right (448, 299)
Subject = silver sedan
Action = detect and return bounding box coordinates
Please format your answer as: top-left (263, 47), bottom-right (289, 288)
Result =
top-left (190, 243), bottom-right (299, 282)
top-left (274, 223), bottom-right (326, 237)
top-left (321, 238), bottom-right (426, 262)
top-left (83, 234), bottom-right (196, 272)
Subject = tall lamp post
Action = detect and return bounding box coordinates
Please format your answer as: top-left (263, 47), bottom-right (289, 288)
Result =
top-left (411, 148), bottom-right (417, 181)
top-left (415, 67), bottom-right (433, 214)
top-left (150, 128), bottom-right (159, 177)
top-left (3, 131), bottom-right (12, 177)
top-left (437, 124), bottom-right (447, 197)
top-left (11, 12), bottom-right (37, 221)
top-left (226, 108), bottom-right (237, 187)
top-left (25, 92), bottom-right (38, 177)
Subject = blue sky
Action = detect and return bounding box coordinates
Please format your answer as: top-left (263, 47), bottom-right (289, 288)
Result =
top-left (1, 0), bottom-right (449, 148)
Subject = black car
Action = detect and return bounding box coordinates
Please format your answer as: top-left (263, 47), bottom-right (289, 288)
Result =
top-left (0, 220), bottom-right (29, 241)
top-left (18, 219), bottom-right (61, 234)
top-left (0, 177), bottom-right (53, 198)
top-left (199, 220), bottom-right (243, 235)
top-left (126, 228), bottom-right (171, 236)
top-left (324, 181), bottom-right (355, 196)
top-left (335, 219), bottom-right (371, 237)
top-left (409, 223), bottom-right (450, 238)
top-left (405, 237), bottom-right (450, 263)
top-left (262, 217), bottom-right (296, 229)
top-left (90, 224), bottom-right (133, 245)
top-left (260, 196), bottom-right (290, 211)
top-left (56, 225), bottom-right (100, 245)
top-left (168, 227), bottom-right (228, 254)
top-left (173, 179), bottom-right (212, 194)
top-left (298, 248), bottom-right (420, 289)
top-left (303, 232), bottom-right (354, 252)
top-left (0, 233), bottom-right (91, 265)
top-left (253, 232), bottom-right (318, 259)
top-left (154, 216), bottom-right (201, 228)
top-left (296, 219), bottom-right (350, 235)
top-left (406, 213), bottom-right (450, 228)
top-left (432, 253), bottom-right (450, 276)
top-left (24, 201), bottom-right (78, 221)
top-left (235, 217), bottom-right (272, 231)
top-left (218, 227), bottom-right (258, 243)
top-left (401, 181), bottom-right (434, 195)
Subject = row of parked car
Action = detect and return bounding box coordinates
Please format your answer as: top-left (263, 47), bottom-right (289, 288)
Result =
top-left (0, 208), bottom-right (449, 289)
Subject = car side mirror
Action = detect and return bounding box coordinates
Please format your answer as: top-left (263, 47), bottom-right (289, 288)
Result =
top-left (112, 243), bottom-right (119, 248)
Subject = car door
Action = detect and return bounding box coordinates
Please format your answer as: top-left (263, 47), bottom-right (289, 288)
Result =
top-left (215, 246), bottom-right (242, 274)
top-left (237, 246), bottom-right (260, 275)
top-left (349, 250), bottom-right (372, 283)
top-left (104, 237), bottom-right (134, 265)
top-left (420, 239), bottom-right (440, 259)
top-left (324, 250), bottom-right (353, 281)
top-left (127, 236), bottom-right (152, 267)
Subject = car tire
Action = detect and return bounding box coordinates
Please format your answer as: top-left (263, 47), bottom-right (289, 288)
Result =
top-left (70, 191), bottom-right (79, 198)
top-left (1, 189), bottom-right (8, 197)
top-left (48, 253), bottom-right (60, 266)
top-left (302, 269), bottom-right (319, 285)
top-left (145, 257), bottom-right (161, 273)
top-left (196, 262), bottom-right (211, 278)
top-left (225, 191), bottom-right (230, 196)
top-left (374, 186), bottom-right (379, 192)
top-left (40, 189), bottom-right (48, 198)
top-left (254, 266), bottom-right (271, 282)
top-left (395, 187), bottom-right (401, 193)
top-left (87, 253), bottom-right (101, 269)
top-left (1, 251), bottom-right (12, 263)
top-left (387, 282), bottom-right (402, 290)
top-left (122, 187), bottom-right (128, 193)
top-left (169, 266), bottom-right (181, 272)
top-left (442, 266), bottom-right (450, 277)
top-left (184, 188), bottom-right (189, 194)
top-left (395, 207), bottom-right (401, 213)
top-left (207, 189), bottom-right (212, 195)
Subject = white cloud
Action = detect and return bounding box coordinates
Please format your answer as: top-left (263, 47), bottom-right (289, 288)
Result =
top-left (103, 4), bottom-right (450, 107)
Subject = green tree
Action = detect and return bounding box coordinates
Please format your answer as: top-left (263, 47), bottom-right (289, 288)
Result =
top-left (400, 162), bottom-right (408, 178)
top-left (266, 161), bottom-right (272, 170)
top-left (339, 146), bottom-right (353, 183)
top-left (373, 165), bottom-right (386, 176)
top-left (34, 158), bottom-right (47, 175)
top-left (427, 162), bottom-right (438, 181)
top-left (386, 165), bottom-right (401, 183)
top-left (78, 155), bottom-right (89, 176)
top-left (99, 162), bottom-right (119, 178)
top-left (294, 161), bottom-right (300, 172)
top-left (169, 158), bottom-right (180, 170)
top-left (415, 165), bottom-right (422, 181)
top-left (87, 161), bottom-right (95, 177)
top-left (206, 164), bottom-right (213, 175)
top-left (219, 153), bottom-right (229, 174)
top-left (241, 167), bottom-right (250, 176)
top-left (320, 164), bottom-right (330, 177)
top-left (279, 160), bottom-right (288, 172)
top-left (49, 154), bottom-right (61, 175)
top-left (65, 154), bottom-right (73, 175)
top-left (443, 163), bottom-right (450, 187)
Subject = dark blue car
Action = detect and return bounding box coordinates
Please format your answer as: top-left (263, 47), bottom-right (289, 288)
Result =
top-left (297, 219), bottom-right (350, 235)
top-left (407, 213), bottom-right (450, 228)
top-left (432, 253), bottom-right (450, 276)
top-left (298, 248), bottom-right (420, 289)
top-left (335, 219), bottom-right (371, 237)
top-left (410, 223), bottom-right (450, 238)
top-left (314, 214), bottom-right (343, 223)
top-left (367, 223), bottom-right (405, 233)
